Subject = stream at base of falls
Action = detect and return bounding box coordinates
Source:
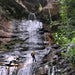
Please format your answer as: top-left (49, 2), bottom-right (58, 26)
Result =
top-left (0, 18), bottom-right (51, 75)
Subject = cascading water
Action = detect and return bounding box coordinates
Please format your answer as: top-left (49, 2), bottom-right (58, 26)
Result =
top-left (17, 13), bottom-right (45, 75)
top-left (0, 13), bottom-right (50, 75)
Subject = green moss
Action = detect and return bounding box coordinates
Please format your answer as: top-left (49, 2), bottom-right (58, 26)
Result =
top-left (61, 69), bottom-right (64, 72)
top-left (17, 40), bottom-right (24, 44)
top-left (0, 45), bottom-right (7, 50)
top-left (8, 41), bottom-right (16, 45)
top-left (8, 40), bottom-right (24, 45)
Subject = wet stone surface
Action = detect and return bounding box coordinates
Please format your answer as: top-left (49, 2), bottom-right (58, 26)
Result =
top-left (35, 46), bottom-right (75, 75)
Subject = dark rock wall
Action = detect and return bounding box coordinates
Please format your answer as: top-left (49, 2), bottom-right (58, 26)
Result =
top-left (0, 0), bottom-right (59, 20)
top-left (0, 0), bottom-right (29, 19)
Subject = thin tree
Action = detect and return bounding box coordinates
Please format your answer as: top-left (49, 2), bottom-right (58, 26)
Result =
top-left (47, 0), bottom-right (52, 22)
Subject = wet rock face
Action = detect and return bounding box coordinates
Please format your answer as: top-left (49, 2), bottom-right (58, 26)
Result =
top-left (36, 45), bottom-right (75, 75)
top-left (0, 19), bottom-right (12, 44)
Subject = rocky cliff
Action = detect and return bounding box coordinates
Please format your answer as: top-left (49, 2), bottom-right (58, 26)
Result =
top-left (0, 18), bottom-right (12, 45)
top-left (0, 1), bottom-right (75, 74)
top-left (0, 0), bottom-right (59, 45)
top-left (35, 43), bottom-right (75, 75)
top-left (0, 0), bottom-right (59, 19)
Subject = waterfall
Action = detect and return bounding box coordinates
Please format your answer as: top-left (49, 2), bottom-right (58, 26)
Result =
top-left (0, 13), bottom-right (50, 75)
top-left (51, 66), bottom-right (55, 75)
top-left (17, 13), bottom-right (44, 75)
top-left (17, 54), bottom-right (33, 75)
top-left (28, 12), bottom-right (36, 20)
top-left (48, 68), bottom-right (50, 75)
top-left (27, 20), bottom-right (43, 50)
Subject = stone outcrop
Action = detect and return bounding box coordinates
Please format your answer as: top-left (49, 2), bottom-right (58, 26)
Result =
top-left (35, 44), bottom-right (75, 75)
top-left (0, 19), bottom-right (12, 44)
top-left (44, 32), bottom-right (54, 45)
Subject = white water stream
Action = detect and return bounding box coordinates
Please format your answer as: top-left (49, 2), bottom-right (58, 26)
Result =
top-left (0, 13), bottom-right (51, 75)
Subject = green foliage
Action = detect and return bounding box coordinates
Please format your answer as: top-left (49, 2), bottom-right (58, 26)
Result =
top-left (68, 48), bottom-right (75, 64)
top-left (58, 0), bottom-right (75, 64)
top-left (52, 32), bottom-right (75, 64)
top-left (52, 0), bottom-right (75, 64)
top-left (67, 38), bottom-right (75, 64)
top-left (58, 18), bottom-right (75, 39)
top-left (59, 0), bottom-right (75, 22)
top-left (61, 52), bottom-right (65, 55)
top-left (59, 0), bottom-right (68, 22)
top-left (50, 21), bottom-right (59, 25)
top-left (51, 33), bottom-right (69, 46)
top-left (72, 38), bottom-right (75, 43)
top-left (52, 21), bottom-right (75, 64)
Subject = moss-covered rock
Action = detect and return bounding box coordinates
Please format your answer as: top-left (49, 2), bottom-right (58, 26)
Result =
top-left (8, 40), bottom-right (24, 45)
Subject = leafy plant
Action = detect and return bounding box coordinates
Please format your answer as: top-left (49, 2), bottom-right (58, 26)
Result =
top-left (50, 21), bottom-right (59, 25)
top-left (51, 33), bottom-right (69, 45)
top-left (51, 0), bottom-right (75, 65)
top-left (67, 38), bottom-right (75, 64)
top-left (52, 32), bottom-right (75, 64)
